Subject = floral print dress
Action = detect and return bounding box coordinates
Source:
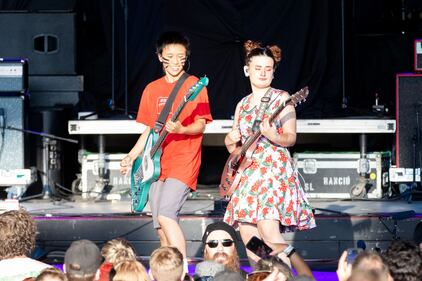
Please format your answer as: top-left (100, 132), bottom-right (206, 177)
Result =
top-left (224, 89), bottom-right (316, 232)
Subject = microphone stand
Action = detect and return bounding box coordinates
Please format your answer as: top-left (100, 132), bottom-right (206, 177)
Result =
top-left (6, 126), bottom-right (78, 202)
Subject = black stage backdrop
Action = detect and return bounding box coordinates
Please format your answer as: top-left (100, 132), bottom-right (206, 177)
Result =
top-left (75, 0), bottom-right (343, 119)
top-left (0, 0), bottom-right (421, 119)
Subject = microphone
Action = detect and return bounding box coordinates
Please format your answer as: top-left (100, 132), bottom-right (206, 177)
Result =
top-left (194, 261), bottom-right (225, 281)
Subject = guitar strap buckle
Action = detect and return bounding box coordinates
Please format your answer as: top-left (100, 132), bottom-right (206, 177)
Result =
top-left (261, 96), bottom-right (271, 103)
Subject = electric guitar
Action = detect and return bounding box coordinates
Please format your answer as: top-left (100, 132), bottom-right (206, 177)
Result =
top-left (219, 87), bottom-right (309, 197)
top-left (131, 76), bottom-right (209, 212)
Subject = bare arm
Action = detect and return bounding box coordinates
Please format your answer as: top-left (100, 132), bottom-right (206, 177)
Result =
top-left (224, 102), bottom-right (242, 153)
top-left (120, 126), bottom-right (151, 175)
top-left (270, 244), bottom-right (314, 279)
top-left (165, 118), bottom-right (206, 135)
top-left (260, 104), bottom-right (297, 147)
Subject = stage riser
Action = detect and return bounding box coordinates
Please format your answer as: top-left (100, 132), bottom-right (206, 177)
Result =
top-left (34, 216), bottom-right (421, 261)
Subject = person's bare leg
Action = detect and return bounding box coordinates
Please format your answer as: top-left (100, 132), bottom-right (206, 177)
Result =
top-left (258, 220), bottom-right (313, 277)
top-left (257, 220), bottom-right (291, 267)
top-left (158, 215), bottom-right (187, 257)
top-left (157, 227), bottom-right (169, 246)
top-left (239, 222), bottom-right (262, 268)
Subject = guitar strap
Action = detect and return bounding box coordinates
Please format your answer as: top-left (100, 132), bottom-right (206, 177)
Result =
top-left (251, 87), bottom-right (273, 133)
top-left (153, 72), bottom-right (190, 133)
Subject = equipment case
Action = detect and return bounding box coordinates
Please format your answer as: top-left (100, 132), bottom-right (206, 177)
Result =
top-left (293, 152), bottom-right (390, 199)
top-left (81, 153), bottom-right (130, 199)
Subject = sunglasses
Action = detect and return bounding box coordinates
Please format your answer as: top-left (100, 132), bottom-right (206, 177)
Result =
top-left (205, 239), bottom-right (234, 248)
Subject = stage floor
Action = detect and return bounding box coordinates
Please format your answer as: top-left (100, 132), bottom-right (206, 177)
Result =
top-left (16, 190), bottom-right (422, 272)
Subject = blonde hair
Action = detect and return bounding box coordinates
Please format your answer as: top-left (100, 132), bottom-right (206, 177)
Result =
top-left (244, 40), bottom-right (282, 67)
top-left (113, 260), bottom-right (150, 281)
top-left (149, 247), bottom-right (184, 281)
top-left (101, 238), bottom-right (136, 265)
top-left (36, 267), bottom-right (68, 281)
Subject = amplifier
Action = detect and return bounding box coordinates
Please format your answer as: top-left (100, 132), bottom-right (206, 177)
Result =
top-left (415, 39), bottom-right (422, 71)
top-left (0, 59), bottom-right (28, 93)
top-left (81, 153), bottom-right (130, 199)
top-left (0, 169), bottom-right (33, 186)
top-left (293, 152), bottom-right (391, 199)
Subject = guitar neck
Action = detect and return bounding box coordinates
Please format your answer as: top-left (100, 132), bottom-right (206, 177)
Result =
top-left (240, 97), bottom-right (292, 156)
top-left (150, 97), bottom-right (188, 157)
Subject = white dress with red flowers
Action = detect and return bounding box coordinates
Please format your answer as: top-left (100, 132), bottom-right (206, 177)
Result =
top-left (223, 89), bottom-right (316, 232)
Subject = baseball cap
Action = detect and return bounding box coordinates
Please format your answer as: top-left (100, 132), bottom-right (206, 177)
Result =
top-left (202, 221), bottom-right (239, 248)
top-left (64, 239), bottom-right (101, 277)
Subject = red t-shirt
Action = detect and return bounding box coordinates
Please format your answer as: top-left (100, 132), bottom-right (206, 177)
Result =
top-left (136, 75), bottom-right (212, 191)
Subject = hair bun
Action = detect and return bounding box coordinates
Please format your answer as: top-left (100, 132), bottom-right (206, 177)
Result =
top-left (267, 45), bottom-right (282, 63)
top-left (244, 40), bottom-right (262, 57)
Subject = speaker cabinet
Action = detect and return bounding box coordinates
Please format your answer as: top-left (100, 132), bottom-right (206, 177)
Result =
top-left (0, 96), bottom-right (26, 170)
top-left (0, 13), bottom-right (76, 75)
top-left (396, 74), bottom-right (422, 168)
top-left (0, 59), bottom-right (28, 93)
top-left (415, 39), bottom-right (422, 72)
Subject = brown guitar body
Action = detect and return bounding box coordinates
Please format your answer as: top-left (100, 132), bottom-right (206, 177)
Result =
top-left (219, 140), bottom-right (257, 197)
top-left (219, 86), bottom-right (309, 198)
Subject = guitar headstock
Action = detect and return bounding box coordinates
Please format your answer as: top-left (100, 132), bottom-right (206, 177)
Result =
top-left (186, 76), bottom-right (209, 101)
top-left (290, 86), bottom-right (309, 107)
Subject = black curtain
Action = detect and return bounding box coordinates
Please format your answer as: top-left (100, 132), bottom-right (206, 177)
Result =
top-left (73, 0), bottom-right (343, 119)
top-left (1, 0), bottom-right (421, 119)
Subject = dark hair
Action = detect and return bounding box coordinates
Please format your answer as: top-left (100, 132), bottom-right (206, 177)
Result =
top-left (156, 31), bottom-right (190, 56)
top-left (383, 240), bottom-right (422, 281)
top-left (414, 221), bottom-right (422, 245)
top-left (256, 256), bottom-right (293, 279)
top-left (244, 40), bottom-right (282, 68)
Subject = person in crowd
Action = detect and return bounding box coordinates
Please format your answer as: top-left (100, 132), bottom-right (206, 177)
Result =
top-left (346, 270), bottom-right (385, 281)
top-left (222, 39), bottom-right (315, 265)
top-left (98, 238), bottom-right (137, 281)
top-left (264, 243), bottom-right (313, 279)
top-left (120, 31), bottom-right (212, 270)
top-left (383, 240), bottom-right (422, 281)
top-left (413, 221), bottom-right (422, 250)
top-left (256, 255), bottom-right (293, 280)
top-left (337, 249), bottom-right (392, 281)
top-left (35, 267), bottom-right (68, 281)
top-left (213, 270), bottom-right (245, 281)
top-left (287, 276), bottom-right (315, 281)
top-left (0, 208), bottom-right (52, 280)
top-left (194, 260), bottom-right (225, 281)
top-left (201, 221), bottom-right (241, 273)
top-left (113, 260), bottom-right (150, 281)
top-left (149, 246), bottom-right (186, 281)
top-left (64, 239), bottom-right (101, 281)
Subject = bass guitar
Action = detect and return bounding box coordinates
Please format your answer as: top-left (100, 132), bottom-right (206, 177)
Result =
top-left (219, 87), bottom-right (309, 197)
top-left (131, 76), bottom-right (209, 212)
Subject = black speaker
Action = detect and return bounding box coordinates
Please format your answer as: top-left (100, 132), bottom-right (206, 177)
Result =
top-left (0, 13), bottom-right (76, 75)
top-left (0, 96), bottom-right (26, 170)
top-left (396, 74), bottom-right (422, 168)
top-left (0, 59), bottom-right (28, 93)
top-left (415, 39), bottom-right (422, 72)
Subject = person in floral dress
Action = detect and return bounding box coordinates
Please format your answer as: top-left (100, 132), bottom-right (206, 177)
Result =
top-left (223, 40), bottom-right (316, 263)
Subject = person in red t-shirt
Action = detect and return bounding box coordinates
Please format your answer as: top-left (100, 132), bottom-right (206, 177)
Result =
top-left (120, 31), bottom-right (212, 263)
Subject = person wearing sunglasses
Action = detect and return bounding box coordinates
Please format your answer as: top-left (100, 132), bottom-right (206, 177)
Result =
top-left (201, 221), bottom-right (242, 274)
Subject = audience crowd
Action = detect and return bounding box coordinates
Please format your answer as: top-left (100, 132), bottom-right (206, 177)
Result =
top-left (0, 208), bottom-right (421, 281)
